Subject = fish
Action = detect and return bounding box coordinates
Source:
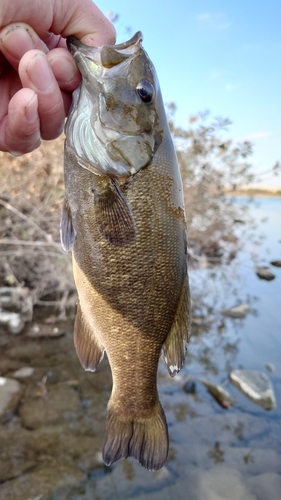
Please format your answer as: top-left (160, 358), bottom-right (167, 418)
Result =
top-left (61, 31), bottom-right (190, 471)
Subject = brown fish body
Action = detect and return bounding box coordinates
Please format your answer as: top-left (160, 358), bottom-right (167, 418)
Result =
top-left (62, 32), bottom-right (190, 470)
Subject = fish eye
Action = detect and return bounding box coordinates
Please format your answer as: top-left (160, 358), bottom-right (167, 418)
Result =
top-left (136, 80), bottom-right (154, 103)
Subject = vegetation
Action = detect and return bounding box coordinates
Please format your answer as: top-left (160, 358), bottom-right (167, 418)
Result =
top-left (0, 109), bottom-right (279, 316)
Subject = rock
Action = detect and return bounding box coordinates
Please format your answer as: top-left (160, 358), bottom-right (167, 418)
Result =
top-left (182, 379), bottom-right (196, 394)
top-left (265, 363), bottom-right (275, 373)
top-left (27, 323), bottom-right (65, 338)
top-left (0, 311), bottom-right (25, 334)
top-left (19, 384), bottom-right (82, 429)
top-left (222, 304), bottom-right (251, 318)
top-left (192, 316), bottom-right (214, 326)
top-left (199, 466), bottom-right (256, 500)
top-left (0, 377), bottom-right (22, 421)
top-left (271, 260), bottom-right (281, 267)
top-left (13, 367), bottom-right (35, 378)
top-left (199, 379), bottom-right (235, 409)
top-left (247, 472), bottom-right (281, 500)
top-left (256, 267), bottom-right (275, 281)
top-left (0, 426), bottom-right (37, 483)
top-left (229, 370), bottom-right (276, 410)
top-left (0, 464), bottom-right (86, 500)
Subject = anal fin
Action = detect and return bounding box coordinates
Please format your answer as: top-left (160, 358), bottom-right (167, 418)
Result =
top-left (162, 272), bottom-right (191, 377)
top-left (74, 302), bottom-right (104, 372)
top-left (60, 197), bottom-right (76, 252)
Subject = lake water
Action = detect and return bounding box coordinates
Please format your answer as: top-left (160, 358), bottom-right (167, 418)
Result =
top-left (0, 197), bottom-right (280, 500)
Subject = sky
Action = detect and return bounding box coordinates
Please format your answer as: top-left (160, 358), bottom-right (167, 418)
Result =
top-left (100, 0), bottom-right (281, 187)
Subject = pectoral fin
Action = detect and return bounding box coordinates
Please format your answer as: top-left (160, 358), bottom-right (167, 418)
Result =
top-left (74, 303), bottom-right (105, 372)
top-left (60, 197), bottom-right (76, 252)
top-left (162, 272), bottom-right (191, 377)
top-left (94, 178), bottom-right (136, 246)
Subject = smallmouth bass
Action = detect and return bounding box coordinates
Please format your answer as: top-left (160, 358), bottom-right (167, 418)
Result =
top-left (62, 32), bottom-right (190, 471)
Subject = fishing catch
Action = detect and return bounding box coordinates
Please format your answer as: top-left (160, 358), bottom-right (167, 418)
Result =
top-left (61, 31), bottom-right (190, 471)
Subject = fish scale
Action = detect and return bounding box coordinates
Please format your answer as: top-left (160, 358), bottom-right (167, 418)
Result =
top-left (62, 31), bottom-right (190, 471)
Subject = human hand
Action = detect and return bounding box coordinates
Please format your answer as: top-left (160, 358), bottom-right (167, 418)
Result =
top-left (0, 0), bottom-right (115, 154)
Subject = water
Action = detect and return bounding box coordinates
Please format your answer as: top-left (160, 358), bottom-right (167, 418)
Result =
top-left (0, 197), bottom-right (280, 500)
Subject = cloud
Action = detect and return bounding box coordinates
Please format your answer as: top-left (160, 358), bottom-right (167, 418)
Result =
top-left (247, 132), bottom-right (271, 140)
top-left (196, 12), bottom-right (231, 30)
top-left (237, 132), bottom-right (272, 142)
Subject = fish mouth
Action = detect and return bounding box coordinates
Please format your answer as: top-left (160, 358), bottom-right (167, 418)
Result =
top-left (67, 31), bottom-right (143, 69)
top-left (67, 31), bottom-right (143, 51)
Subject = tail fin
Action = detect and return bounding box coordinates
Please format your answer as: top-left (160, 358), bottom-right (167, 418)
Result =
top-left (102, 401), bottom-right (168, 471)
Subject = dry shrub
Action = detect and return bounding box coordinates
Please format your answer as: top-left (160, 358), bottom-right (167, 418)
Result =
top-left (0, 136), bottom-right (75, 317)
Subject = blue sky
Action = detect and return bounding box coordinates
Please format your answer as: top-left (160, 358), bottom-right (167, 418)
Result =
top-left (101, 0), bottom-right (281, 187)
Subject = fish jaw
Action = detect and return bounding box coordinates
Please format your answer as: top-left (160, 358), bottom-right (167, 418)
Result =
top-left (65, 32), bottom-right (158, 178)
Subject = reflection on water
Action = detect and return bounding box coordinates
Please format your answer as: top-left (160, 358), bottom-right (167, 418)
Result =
top-left (0, 197), bottom-right (280, 499)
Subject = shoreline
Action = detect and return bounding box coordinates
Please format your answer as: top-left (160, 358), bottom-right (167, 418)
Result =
top-left (225, 189), bottom-right (281, 198)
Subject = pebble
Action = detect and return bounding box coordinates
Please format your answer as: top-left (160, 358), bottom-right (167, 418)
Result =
top-left (229, 369), bottom-right (276, 410)
top-left (0, 377), bottom-right (22, 419)
top-left (256, 267), bottom-right (275, 281)
top-left (270, 260), bottom-right (281, 267)
top-left (222, 304), bottom-right (251, 318)
top-left (27, 324), bottom-right (64, 338)
top-left (0, 311), bottom-right (25, 334)
top-left (13, 367), bottom-right (35, 378)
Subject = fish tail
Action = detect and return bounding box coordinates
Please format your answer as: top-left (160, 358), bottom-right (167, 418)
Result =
top-left (103, 401), bottom-right (168, 471)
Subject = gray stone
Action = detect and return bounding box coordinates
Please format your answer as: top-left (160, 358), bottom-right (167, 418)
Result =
top-left (247, 472), bottom-right (281, 500)
top-left (256, 266), bottom-right (275, 281)
top-left (13, 367), bottom-right (35, 378)
top-left (230, 369), bottom-right (276, 410)
top-left (0, 311), bottom-right (25, 334)
top-left (0, 377), bottom-right (22, 420)
top-left (0, 464), bottom-right (86, 500)
top-left (265, 363), bottom-right (275, 373)
top-left (19, 383), bottom-right (82, 429)
top-left (270, 260), bottom-right (281, 267)
top-left (199, 379), bottom-right (235, 408)
top-left (27, 323), bottom-right (65, 338)
top-left (222, 303), bottom-right (251, 318)
top-left (198, 466), bottom-right (256, 500)
top-left (0, 426), bottom-right (36, 482)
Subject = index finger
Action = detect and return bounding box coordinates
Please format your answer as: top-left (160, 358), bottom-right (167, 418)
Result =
top-left (0, 0), bottom-right (116, 46)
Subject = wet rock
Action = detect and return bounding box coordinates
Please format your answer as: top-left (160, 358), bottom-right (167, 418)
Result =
top-left (192, 316), bottom-right (214, 327)
top-left (222, 304), bottom-right (251, 318)
top-left (199, 379), bottom-right (235, 409)
top-left (27, 323), bottom-right (65, 338)
top-left (0, 311), bottom-right (25, 334)
top-left (247, 472), bottom-right (281, 500)
top-left (13, 367), bottom-right (35, 378)
top-left (229, 370), bottom-right (276, 410)
top-left (182, 379), bottom-right (196, 394)
top-left (256, 267), bottom-right (275, 281)
top-left (19, 383), bottom-right (82, 429)
top-left (265, 363), bottom-right (275, 373)
top-left (0, 377), bottom-right (22, 421)
top-left (271, 260), bottom-right (281, 267)
top-left (0, 426), bottom-right (37, 482)
top-left (199, 466), bottom-right (256, 500)
top-left (0, 464), bottom-right (86, 500)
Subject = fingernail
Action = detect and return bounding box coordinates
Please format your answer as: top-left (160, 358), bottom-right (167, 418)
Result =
top-left (1, 25), bottom-right (47, 59)
top-left (24, 94), bottom-right (38, 122)
top-left (27, 53), bottom-right (54, 92)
